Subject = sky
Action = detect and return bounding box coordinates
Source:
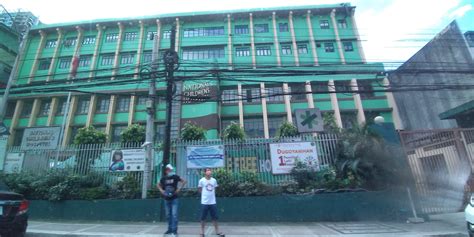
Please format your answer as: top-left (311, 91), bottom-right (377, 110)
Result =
top-left (2, 0), bottom-right (473, 67)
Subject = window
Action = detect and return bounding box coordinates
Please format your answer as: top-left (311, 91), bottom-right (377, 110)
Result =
top-left (78, 55), bottom-right (92, 68)
top-left (334, 80), bottom-right (351, 92)
top-left (221, 88), bottom-right (239, 104)
top-left (343, 41), bottom-right (354, 52)
top-left (63, 37), bottom-right (77, 47)
top-left (76, 98), bottom-right (90, 115)
top-left (13, 129), bottom-right (24, 146)
top-left (265, 86), bottom-right (284, 102)
top-left (243, 87), bottom-right (261, 103)
top-left (116, 96), bottom-right (130, 112)
top-left (298, 44), bottom-right (308, 54)
top-left (136, 95), bottom-right (148, 111)
top-left (147, 31), bottom-right (157, 40)
top-left (82, 35), bottom-right (96, 45)
top-left (5, 101), bottom-right (16, 118)
top-left (311, 81), bottom-right (329, 93)
top-left (324, 42), bottom-right (335, 52)
top-left (58, 57), bottom-right (71, 69)
top-left (120, 53), bottom-right (135, 64)
top-left (256, 46), bottom-right (271, 56)
top-left (234, 25), bottom-right (249, 35)
top-left (105, 33), bottom-right (119, 43)
top-left (320, 20), bottom-right (330, 29)
top-left (244, 118), bottom-right (264, 138)
top-left (183, 27), bottom-right (225, 37)
top-left (358, 80), bottom-right (375, 99)
top-left (268, 117), bottom-right (284, 137)
top-left (45, 39), bottom-right (57, 48)
top-left (288, 83), bottom-right (307, 101)
top-left (156, 124), bottom-right (165, 141)
top-left (96, 97), bottom-right (110, 113)
top-left (162, 30), bottom-right (171, 39)
top-left (56, 99), bottom-right (67, 115)
top-left (142, 51), bottom-right (152, 63)
top-left (101, 54), bottom-right (114, 66)
top-left (21, 101), bottom-right (33, 118)
top-left (124, 32), bottom-right (138, 41)
top-left (112, 125), bottom-right (127, 142)
top-left (39, 100), bottom-right (51, 116)
top-left (337, 19), bottom-right (347, 29)
top-left (341, 112), bottom-right (357, 129)
top-left (38, 58), bottom-right (51, 71)
top-left (235, 47), bottom-right (250, 57)
top-left (279, 23), bottom-right (289, 32)
top-left (182, 47), bottom-right (225, 60)
top-left (281, 45), bottom-right (292, 55)
top-left (254, 24), bottom-right (269, 33)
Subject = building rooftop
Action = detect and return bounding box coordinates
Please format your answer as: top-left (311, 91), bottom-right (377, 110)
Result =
top-left (31, 3), bottom-right (353, 30)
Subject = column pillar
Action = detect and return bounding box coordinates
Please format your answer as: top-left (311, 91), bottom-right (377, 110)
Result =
top-left (28, 30), bottom-right (47, 84)
top-left (28, 99), bottom-right (41, 127)
top-left (7, 100), bottom-right (23, 146)
top-left (351, 9), bottom-right (366, 63)
top-left (289, 11), bottom-right (300, 67)
top-left (249, 13), bottom-right (256, 69)
top-left (383, 78), bottom-right (403, 129)
top-left (86, 95), bottom-right (97, 127)
top-left (351, 79), bottom-right (366, 124)
top-left (46, 28), bottom-right (64, 82)
top-left (134, 21), bottom-right (146, 80)
top-left (271, 12), bottom-right (282, 67)
top-left (306, 10), bottom-right (319, 66)
top-left (128, 96), bottom-right (136, 126)
top-left (69, 26), bottom-right (84, 80)
top-left (237, 83), bottom-right (244, 128)
top-left (260, 83), bottom-right (269, 139)
top-left (174, 18), bottom-right (180, 53)
top-left (283, 83), bottom-right (292, 123)
top-left (89, 24), bottom-right (104, 79)
top-left (305, 81), bottom-right (314, 108)
top-left (154, 20), bottom-right (162, 64)
top-left (330, 9), bottom-right (346, 64)
top-left (62, 96), bottom-right (78, 146)
top-left (105, 95), bottom-right (117, 141)
top-left (47, 98), bottom-right (59, 126)
top-left (328, 80), bottom-right (343, 128)
top-left (227, 14), bottom-right (233, 69)
top-left (111, 22), bottom-right (125, 80)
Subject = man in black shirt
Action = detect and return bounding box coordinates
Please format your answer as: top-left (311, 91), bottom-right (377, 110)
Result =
top-left (158, 164), bottom-right (187, 235)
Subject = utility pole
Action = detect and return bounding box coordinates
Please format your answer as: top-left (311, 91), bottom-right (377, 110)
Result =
top-left (162, 25), bottom-right (179, 177)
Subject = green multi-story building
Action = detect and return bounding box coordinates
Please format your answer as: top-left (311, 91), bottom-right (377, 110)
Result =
top-left (2, 3), bottom-right (402, 146)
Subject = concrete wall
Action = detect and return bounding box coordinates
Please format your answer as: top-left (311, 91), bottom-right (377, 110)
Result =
top-left (389, 21), bottom-right (474, 130)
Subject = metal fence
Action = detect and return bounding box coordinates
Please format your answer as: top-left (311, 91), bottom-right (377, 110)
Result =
top-left (2, 134), bottom-right (339, 191)
top-left (400, 128), bottom-right (474, 214)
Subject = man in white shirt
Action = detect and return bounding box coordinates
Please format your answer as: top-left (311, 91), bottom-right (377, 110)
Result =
top-left (198, 168), bottom-right (222, 236)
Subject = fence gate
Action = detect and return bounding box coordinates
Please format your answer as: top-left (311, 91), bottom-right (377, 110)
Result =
top-left (400, 129), bottom-right (474, 214)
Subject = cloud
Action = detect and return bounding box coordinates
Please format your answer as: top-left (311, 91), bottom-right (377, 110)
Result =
top-left (449, 4), bottom-right (473, 18)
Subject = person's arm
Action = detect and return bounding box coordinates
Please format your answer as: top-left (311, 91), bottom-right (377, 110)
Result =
top-left (176, 177), bottom-right (187, 194)
top-left (198, 179), bottom-right (203, 193)
top-left (157, 182), bottom-right (165, 196)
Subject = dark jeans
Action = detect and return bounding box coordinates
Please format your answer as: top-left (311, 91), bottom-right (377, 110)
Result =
top-left (164, 198), bottom-right (179, 233)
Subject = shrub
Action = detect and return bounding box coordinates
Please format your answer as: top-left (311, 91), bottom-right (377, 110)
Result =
top-left (73, 126), bottom-right (107, 145)
top-left (276, 121), bottom-right (299, 137)
top-left (223, 122), bottom-right (245, 140)
top-left (180, 122), bottom-right (206, 141)
top-left (121, 124), bottom-right (146, 144)
top-left (110, 174), bottom-right (140, 199)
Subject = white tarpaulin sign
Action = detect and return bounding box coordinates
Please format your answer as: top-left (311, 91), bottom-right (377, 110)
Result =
top-left (3, 153), bottom-right (24, 174)
top-left (269, 142), bottom-right (319, 174)
top-left (21, 127), bottom-right (61, 150)
top-left (109, 149), bottom-right (146, 172)
top-left (186, 145), bottom-right (225, 169)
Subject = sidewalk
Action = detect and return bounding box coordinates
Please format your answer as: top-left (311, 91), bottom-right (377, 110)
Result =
top-left (26, 212), bottom-right (468, 237)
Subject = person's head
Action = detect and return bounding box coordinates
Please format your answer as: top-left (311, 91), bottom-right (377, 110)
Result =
top-left (204, 168), bottom-right (212, 178)
top-left (165, 164), bottom-right (174, 175)
top-left (113, 150), bottom-right (123, 162)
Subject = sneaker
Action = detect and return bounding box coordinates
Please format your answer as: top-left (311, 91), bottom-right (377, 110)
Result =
top-left (164, 230), bottom-right (172, 235)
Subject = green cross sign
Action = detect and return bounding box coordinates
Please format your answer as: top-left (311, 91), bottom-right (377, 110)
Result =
top-left (300, 110), bottom-right (318, 129)
top-left (295, 108), bottom-right (324, 133)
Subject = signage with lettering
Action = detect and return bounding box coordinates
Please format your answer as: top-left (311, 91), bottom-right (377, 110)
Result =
top-left (3, 153), bottom-right (24, 174)
top-left (269, 142), bottom-right (319, 174)
top-left (109, 149), bottom-right (146, 172)
top-left (186, 145), bottom-right (225, 169)
top-left (21, 127), bottom-right (61, 150)
top-left (182, 82), bottom-right (217, 104)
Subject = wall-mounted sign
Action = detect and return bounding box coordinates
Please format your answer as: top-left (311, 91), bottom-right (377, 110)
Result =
top-left (269, 142), bottom-right (319, 174)
top-left (186, 145), bottom-right (225, 169)
top-left (21, 127), bottom-right (61, 150)
top-left (109, 149), bottom-right (146, 172)
top-left (182, 82), bottom-right (217, 104)
top-left (3, 153), bottom-right (24, 174)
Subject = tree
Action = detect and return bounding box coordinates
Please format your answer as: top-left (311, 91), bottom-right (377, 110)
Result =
top-left (223, 122), bottom-right (245, 140)
top-left (323, 112), bottom-right (340, 133)
top-left (121, 124), bottom-right (145, 144)
top-left (180, 122), bottom-right (206, 141)
top-left (73, 126), bottom-right (107, 145)
top-left (276, 121), bottom-right (299, 137)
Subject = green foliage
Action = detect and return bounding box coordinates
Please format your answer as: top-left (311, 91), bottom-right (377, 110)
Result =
top-left (180, 122), bottom-right (206, 141)
top-left (121, 124), bottom-right (146, 144)
top-left (276, 121), bottom-right (299, 137)
top-left (323, 113), bottom-right (340, 133)
top-left (223, 122), bottom-right (245, 140)
top-left (73, 126), bottom-right (107, 145)
top-left (212, 169), bottom-right (276, 197)
top-left (110, 174), bottom-right (140, 199)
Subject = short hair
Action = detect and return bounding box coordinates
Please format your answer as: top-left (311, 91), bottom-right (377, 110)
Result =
top-left (205, 168), bottom-right (212, 172)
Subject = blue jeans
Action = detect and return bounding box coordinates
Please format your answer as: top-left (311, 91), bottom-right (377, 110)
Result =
top-left (164, 199), bottom-right (179, 233)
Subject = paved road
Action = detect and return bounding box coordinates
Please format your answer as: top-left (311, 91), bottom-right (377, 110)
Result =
top-left (26, 212), bottom-right (468, 237)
